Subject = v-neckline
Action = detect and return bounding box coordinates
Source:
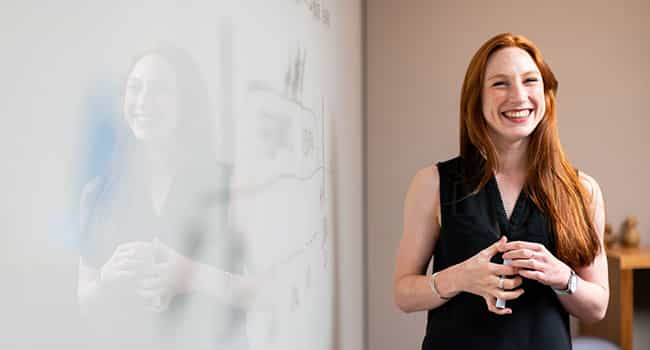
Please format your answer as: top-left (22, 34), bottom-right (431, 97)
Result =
top-left (489, 175), bottom-right (525, 227)
top-left (150, 174), bottom-right (176, 217)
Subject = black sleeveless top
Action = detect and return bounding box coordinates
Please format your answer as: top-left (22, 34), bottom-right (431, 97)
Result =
top-left (80, 161), bottom-right (247, 350)
top-left (422, 156), bottom-right (571, 350)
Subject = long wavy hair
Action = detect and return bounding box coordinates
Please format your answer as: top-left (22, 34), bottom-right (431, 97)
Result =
top-left (459, 33), bottom-right (599, 268)
top-left (82, 45), bottom-right (227, 265)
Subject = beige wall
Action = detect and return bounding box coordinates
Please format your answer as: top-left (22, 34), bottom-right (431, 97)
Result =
top-left (366, 1), bottom-right (650, 349)
top-left (332, 2), bottom-right (365, 349)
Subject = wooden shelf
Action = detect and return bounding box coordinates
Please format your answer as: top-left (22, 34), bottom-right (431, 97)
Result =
top-left (606, 246), bottom-right (650, 269)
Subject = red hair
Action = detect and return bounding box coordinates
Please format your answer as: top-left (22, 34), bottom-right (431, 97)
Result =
top-left (459, 33), bottom-right (599, 268)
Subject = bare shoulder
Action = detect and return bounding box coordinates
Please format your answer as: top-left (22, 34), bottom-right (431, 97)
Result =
top-left (577, 170), bottom-right (603, 200)
top-left (405, 165), bottom-right (441, 225)
top-left (577, 170), bottom-right (606, 235)
top-left (407, 164), bottom-right (440, 201)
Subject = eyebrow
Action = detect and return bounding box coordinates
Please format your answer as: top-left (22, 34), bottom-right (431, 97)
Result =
top-left (485, 70), bottom-right (540, 81)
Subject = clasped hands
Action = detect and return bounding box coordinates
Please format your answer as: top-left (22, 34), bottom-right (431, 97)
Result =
top-left (99, 239), bottom-right (194, 312)
top-left (456, 236), bottom-right (572, 315)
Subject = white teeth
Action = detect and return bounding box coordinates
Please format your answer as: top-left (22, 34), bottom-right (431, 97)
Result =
top-left (503, 110), bottom-right (531, 118)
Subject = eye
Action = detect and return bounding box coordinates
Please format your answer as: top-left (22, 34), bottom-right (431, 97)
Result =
top-left (524, 77), bottom-right (539, 84)
top-left (492, 81), bottom-right (506, 87)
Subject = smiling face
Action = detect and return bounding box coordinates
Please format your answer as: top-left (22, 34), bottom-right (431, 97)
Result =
top-left (124, 54), bottom-right (180, 142)
top-left (481, 47), bottom-right (546, 144)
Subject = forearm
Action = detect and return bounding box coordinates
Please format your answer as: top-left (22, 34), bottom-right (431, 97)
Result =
top-left (557, 276), bottom-right (608, 322)
top-left (394, 264), bottom-right (462, 313)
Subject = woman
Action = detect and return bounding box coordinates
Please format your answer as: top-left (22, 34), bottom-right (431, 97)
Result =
top-left (77, 46), bottom-right (247, 350)
top-left (393, 33), bottom-right (608, 349)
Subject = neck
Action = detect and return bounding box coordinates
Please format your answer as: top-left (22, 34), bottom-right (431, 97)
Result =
top-left (491, 137), bottom-right (528, 176)
top-left (143, 141), bottom-right (174, 181)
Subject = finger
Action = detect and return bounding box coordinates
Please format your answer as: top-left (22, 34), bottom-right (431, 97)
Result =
top-left (490, 263), bottom-right (518, 276)
top-left (116, 241), bottom-right (150, 252)
top-left (113, 249), bottom-right (141, 261)
top-left (493, 288), bottom-right (525, 301)
top-left (115, 250), bottom-right (138, 261)
top-left (132, 243), bottom-right (155, 258)
top-left (136, 263), bottom-right (170, 280)
top-left (503, 241), bottom-right (544, 252)
top-left (510, 259), bottom-right (542, 271)
top-left (482, 236), bottom-right (508, 258)
top-left (518, 269), bottom-right (547, 284)
top-left (484, 296), bottom-right (512, 315)
top-left (492, 275), bottom-right (519, 289)
top-left (113, 258), bottom-right (145, 268)
top-left (114, 258), bottom-right (146, 271)
top-left (502, 249), bottom-right (535, 260)
top-left (502, 276), bottom-right (523, 290)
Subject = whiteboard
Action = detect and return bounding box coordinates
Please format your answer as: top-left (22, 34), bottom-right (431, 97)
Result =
top-left (0, 1), bottom-right (362, 349)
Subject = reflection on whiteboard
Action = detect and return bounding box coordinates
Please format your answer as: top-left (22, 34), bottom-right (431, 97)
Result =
top-left (2, 0), bottom-right (344, 349)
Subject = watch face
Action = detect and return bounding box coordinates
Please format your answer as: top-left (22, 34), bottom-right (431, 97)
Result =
top-left (569, 273), bottom-right (577, 293)
top-left (553, 271), bottom-right (577, 295)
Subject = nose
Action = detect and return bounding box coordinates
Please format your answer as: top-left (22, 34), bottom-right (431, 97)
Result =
top-left (508, 81), bottom-right (528, 103)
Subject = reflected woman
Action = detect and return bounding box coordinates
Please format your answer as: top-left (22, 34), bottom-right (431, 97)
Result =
top-left (77, 45), bottom-right (247, 350)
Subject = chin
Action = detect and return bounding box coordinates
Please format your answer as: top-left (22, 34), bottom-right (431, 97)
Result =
top-left (130, 125), bottom-right (152, 141)
top-left (508, 132), bottom-right (534, 143)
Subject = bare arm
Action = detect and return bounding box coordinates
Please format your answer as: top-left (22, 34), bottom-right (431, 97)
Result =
top-left (557, 172), bottom-right (609, 322)
top-left (393, 166), bottom-right (447, 313)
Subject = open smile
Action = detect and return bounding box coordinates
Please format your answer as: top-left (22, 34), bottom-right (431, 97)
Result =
top-left (500, 109), bottom-right (532, 119)
top-left (500, 108), bottom-right (534, 124)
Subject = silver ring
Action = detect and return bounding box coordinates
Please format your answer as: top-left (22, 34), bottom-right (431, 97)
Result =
top-left (498, 276), bottom-right (505, 290)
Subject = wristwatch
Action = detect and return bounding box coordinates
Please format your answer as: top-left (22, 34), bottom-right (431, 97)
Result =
top-left (554, 269), bottom-right (578, 295)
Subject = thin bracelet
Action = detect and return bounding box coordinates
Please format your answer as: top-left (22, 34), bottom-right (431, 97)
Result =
top-left (430, 272), bottom-right (450, 300)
